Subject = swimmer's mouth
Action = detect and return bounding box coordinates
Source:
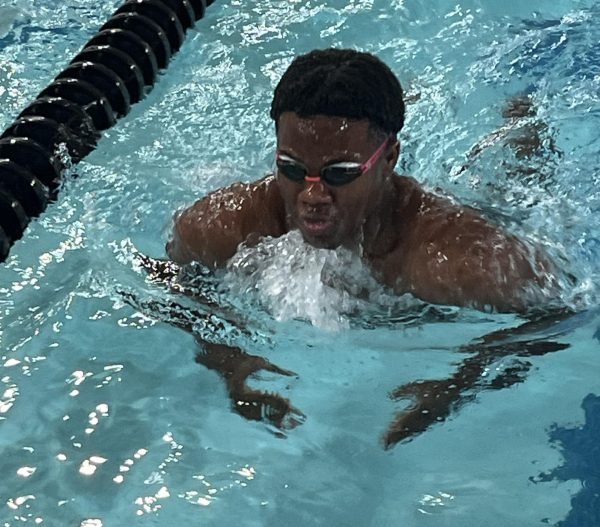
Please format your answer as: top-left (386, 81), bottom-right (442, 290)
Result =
top-left (300, 215), bottom-right (335, 235)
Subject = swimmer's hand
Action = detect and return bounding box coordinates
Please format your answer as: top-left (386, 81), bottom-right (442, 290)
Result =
top-left (383, 316), bottom-right (570, 448)
top-left (195, 341), bottom-right (305, 431)
top-left (383, 379), bottom-right (460, 448)
top-left (230, 383), bottom-right (306, 432)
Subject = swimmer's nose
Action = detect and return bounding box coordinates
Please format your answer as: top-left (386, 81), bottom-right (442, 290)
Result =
top-left (299, 180), bottom-right (333, 209)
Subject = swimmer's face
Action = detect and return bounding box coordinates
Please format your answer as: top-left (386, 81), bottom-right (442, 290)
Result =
top-left (276, 112), bottom-right (398, 249)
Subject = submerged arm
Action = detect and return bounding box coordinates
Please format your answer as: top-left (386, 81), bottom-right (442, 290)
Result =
top-left (383, 308), bottom-right (572, 448)
top-left (195, 340), bottom-right (304, 429)
top-left (452, 94), bottom-right (557, 177)
top-left (131, 254), bottom-right (303, 430)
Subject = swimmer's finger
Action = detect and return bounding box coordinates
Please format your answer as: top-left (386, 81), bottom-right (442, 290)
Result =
top-left (232, 387), bottom-right (304, 430)
top-left (276, 404), bottom-right (306, 430)
top-left (261, 362), bottom-right (298, 377)
top-left (260, 393), bottom-right (306, 429)
top-left (384, 379), bottom-right (463, 448)
top-left (382, 405), bottom-right (445, 448)
top-left (389, 379), bottom-right (457, 401)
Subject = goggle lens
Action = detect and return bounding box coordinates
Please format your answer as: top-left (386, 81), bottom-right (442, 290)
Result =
top-left (276, 157), bottom-right (363, 186)
top-left (275, 137), bottom-right (390, 187)
top-left (321, 165), bottom-right (362, 186)
top-left (276, 158), bottom-right (306, 182)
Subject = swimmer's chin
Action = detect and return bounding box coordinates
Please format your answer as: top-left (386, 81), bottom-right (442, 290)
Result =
top-left (297, 229), bottom-right (340, 250)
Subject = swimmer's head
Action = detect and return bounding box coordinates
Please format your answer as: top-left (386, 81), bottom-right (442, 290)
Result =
top-left (270, 48), bottom-right (405, 138)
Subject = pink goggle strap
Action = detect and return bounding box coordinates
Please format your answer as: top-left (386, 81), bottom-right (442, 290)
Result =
top-left (307, 137), bottom-right (390, 181)
top-left (278, 137), bottom-right (391, 182)
top-left (360, 137), bottom-right (391, 173)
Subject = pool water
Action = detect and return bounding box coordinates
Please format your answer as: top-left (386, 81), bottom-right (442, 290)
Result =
top-left (1, 0), bottom-right (600, 525)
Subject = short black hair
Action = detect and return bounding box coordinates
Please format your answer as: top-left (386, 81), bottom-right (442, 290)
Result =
top-left (270, 48), bottom-right (405, 136)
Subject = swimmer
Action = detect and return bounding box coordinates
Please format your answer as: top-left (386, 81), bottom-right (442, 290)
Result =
top-left (167, 48), bottom-right (558, 313)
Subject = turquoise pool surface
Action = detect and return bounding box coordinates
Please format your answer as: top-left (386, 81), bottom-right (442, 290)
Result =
top-left (1, 0), bottom-right (600, 525)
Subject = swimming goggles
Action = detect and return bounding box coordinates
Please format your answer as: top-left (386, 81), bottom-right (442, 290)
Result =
top-left (275, 137), bottom-right (390, 187)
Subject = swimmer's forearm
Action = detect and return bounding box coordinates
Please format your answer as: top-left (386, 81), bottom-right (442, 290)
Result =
top-left (384, 310), bottom-right (571, 447)
top-left (195, 340), bottom-right (302, 428)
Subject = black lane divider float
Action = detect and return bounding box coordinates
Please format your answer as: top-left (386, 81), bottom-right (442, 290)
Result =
top-left (0, 0), bottom-right (215, 263)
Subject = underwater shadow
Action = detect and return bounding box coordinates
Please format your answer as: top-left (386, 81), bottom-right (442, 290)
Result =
top-left (383, 307), bottom-right (575, 448)
top-left (532, 393), bottom-right (600, 526)
top-left (126, 253), bottom-right (581, 449)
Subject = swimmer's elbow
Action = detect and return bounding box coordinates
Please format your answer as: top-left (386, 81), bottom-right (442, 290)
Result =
top-left (166, 210), bottom-right (204, 265)
top-left (477, 249), bottom-right (561, 313)
top-left (166, 216), bottom-right (240, 268)
top-left (165, 235), bottom-right (193, 265)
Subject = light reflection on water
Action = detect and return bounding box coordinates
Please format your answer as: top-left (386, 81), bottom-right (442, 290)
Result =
top-left (0, 0), bottom-right (599, 526)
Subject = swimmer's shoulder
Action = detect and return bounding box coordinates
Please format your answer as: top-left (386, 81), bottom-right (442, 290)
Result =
top-left (391, 173), bottom-right (489, 238)
top-left (386, 174), bottom-right (552, 311)
top-left (167, 175), bottom-right (286, 266)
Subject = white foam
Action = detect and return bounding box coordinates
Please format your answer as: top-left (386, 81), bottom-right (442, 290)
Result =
top-left (224, 231), bottom-right (421, 330)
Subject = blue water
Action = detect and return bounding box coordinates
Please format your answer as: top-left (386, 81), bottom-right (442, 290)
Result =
top-left (1, 0), bottom-right (600, 525)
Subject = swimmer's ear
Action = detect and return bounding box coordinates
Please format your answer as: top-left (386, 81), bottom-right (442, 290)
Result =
top-left (384, 138), bottom-right (400, 172)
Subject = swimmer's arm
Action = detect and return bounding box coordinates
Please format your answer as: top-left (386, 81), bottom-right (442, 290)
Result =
top-left (401, 205), bottom-right (557, 312)
top-left (383, 309), bottom-right (571, 447)
top-left (195, 340), bottom-right (304, 429)
top-left (452, 95), bottom-right (551, 177)
top-left (129, 254), bottom-right (302, 428)
top-left (167, 176), bottom-right (285, 267)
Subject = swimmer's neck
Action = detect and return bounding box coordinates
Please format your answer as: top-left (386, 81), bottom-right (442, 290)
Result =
top-left (358, 174), bottom-right (408, 260)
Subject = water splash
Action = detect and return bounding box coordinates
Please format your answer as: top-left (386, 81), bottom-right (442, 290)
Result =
top-left (224, 230), bottom-right (421, 330)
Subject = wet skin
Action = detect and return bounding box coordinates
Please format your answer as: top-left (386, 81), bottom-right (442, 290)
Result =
top-left (275, 113), bottom-right (400, 253)
top-left (138, 252), bottom-right (571, 448)
top-left (168, 112), bottom-right (556, 312)
top-left (161, 111), bottom-right (565, 446)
